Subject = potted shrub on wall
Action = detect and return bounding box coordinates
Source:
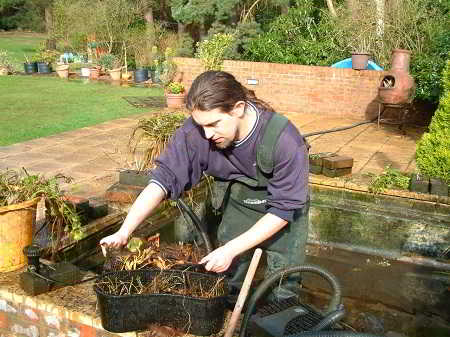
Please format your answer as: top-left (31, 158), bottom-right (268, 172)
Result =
top-left (166, 82), bottom-right (185, 109)
top-left (0, 169), bottom-right (84, 270)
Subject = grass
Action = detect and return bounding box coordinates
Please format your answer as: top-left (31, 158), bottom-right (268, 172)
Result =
top-left (0, 76), bottom-right (164, 146)
top-left (0, 32), bottom-right (46, 71)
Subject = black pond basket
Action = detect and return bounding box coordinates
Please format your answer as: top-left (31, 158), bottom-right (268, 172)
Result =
top-left (94, 269), bottom-right (228, 335)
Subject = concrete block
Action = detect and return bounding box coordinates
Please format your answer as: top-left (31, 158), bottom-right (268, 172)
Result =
top-left (409, 174), bottom-right (430, 194)
top-left (322, 167), bottom-right (352, 177)
top-left (87, 197), bottom-right (108, 219)
top-left (309, 165), bottom-right (323, 174)
top-left (322, 155), bottom-right (354, 169)
top-left (118, 170), bottom-right (150, 187)
top-left (430, 178), bottom-right (449, 197)
top-left (104, 183), bottom-right (143, 204)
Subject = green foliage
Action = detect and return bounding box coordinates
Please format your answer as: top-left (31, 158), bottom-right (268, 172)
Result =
top-left (0, 50), bottom-right (15, 72)
top-left (195, 33), bottom-right (235, 71)
top-left (416, 60), bottom-right (450, 183)
top-left (243, 4), bottom-right (346, 66)
top-left (170, 0), bottom-right (215, 25)
top-left (36, 49), bottom-right (60, 64)
top-left (167, 81), bottom-right (184, 94)
top-left (175, 33), bottom-right (195, 58)
top-left (0, 169), bottom-right (84, 243)
top-left (0, 0), bottom-right (45, 31)
top-left (206, 21), bottom-right (262, 60)
top-left (366, 166), bottom-right (411, 194)
top-left (155, 47), bottom-right (177, 87)
top-left (128, 113), bottom-right (186, 170)
top-left (98, 53), bottom-right (120, 70)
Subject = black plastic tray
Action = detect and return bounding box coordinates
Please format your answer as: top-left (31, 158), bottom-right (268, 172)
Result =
top-left (94, 269), bottom-right (227, 335)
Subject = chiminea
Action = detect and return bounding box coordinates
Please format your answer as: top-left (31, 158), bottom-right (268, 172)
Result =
top-left (378, 49), bottom-right (415, 105)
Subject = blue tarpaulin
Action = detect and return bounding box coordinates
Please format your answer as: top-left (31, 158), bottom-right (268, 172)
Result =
top-left (331, 58), bottom-right (383, 71)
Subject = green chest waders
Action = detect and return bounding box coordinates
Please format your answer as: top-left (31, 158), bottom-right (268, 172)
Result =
top-left (214, 113), bottom-right (310, 300)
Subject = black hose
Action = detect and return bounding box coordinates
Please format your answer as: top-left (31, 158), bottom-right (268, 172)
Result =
top-left (303, 116), bottom-right (379, 138)
top-left (176, 198), bottom-right (214, 254)
top-left (239, 264), bottom-right (342, 337)
top-left (311, 307), bottom-right (346, 331)
top-left (289, 332), bottom-right (384, 337)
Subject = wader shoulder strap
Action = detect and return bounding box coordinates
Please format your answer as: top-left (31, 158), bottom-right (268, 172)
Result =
top-left (256, 113), bottom-right (289, 186)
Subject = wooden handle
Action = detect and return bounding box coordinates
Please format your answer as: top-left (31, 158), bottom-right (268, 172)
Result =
top-left (224, 248), bottom-right (263, 337)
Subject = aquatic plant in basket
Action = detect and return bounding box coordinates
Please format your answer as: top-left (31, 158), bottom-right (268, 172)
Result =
top-left (0, 169), bottom-right (84, 262)
top-left (94, 268), bottom-right (227, 334)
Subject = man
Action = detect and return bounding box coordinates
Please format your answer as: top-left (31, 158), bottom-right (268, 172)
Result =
top-left (100, 70), bottom-right (309, 299)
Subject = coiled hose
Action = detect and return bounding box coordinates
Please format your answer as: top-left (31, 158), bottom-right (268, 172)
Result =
top-left (239, 264), bottom-right (343, 337)
top-left (176, 198), bottom-right (214, 254)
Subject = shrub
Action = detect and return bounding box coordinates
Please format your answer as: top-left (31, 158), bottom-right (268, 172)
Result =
top-left (195, 33), bottom-right (235, 71)
top-left (416, 60), bottom-right (450, 183)
top-left (167, 82), bottom-right (184, 94)
top-left (243, 5), bottom-right (346, 66)
top-left (366, 166), bottom-right (411, 194)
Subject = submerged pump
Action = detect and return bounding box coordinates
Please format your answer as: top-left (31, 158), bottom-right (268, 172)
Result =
top-left (242, 264), bottom-right (383, 337)
top-left (19, 244), bottom-right (82, 296)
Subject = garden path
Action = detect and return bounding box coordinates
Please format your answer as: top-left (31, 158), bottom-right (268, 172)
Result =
top-left (0, 110), bottom-right (424, 197)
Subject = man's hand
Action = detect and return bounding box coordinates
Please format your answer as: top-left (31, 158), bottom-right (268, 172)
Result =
top-left (200, 244), bottom-right (236, 273)
top-left (99, 231), bottom-right (129, 256)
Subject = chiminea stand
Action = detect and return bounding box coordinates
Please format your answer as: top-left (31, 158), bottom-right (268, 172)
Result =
top-left (377, 100), bottom-right (411, 130)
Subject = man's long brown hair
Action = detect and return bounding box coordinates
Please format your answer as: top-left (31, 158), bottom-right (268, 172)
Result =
top-left (186, 71), bottom-right (274, 113)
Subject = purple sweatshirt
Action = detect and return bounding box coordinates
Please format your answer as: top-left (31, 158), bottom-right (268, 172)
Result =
top-left (150, 104), bottom-right (309, 222)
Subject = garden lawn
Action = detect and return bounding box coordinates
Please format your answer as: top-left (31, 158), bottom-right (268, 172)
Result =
top-left (0, 76), bottom-right (164, 146)
top-left (0, 32), bottom-right (46, 71)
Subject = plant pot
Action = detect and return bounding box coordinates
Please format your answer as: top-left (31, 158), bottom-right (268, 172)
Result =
top-left (0, 67), bottom-right (9, 76)
top-left (166, 93), bottom-right (185, 109)
top-left (351, 53), bottom-right (370, 70)
top-left (108, 68), bottom-right (121, 81)
top-left (55, 64), bottom-right (69, 78)
top-left (94, 269), bottom-right (227, 335)
top-left (0, 198), bottom-right (39, 272)
top-left (90, 67), bottom-right (100, 80)
top-left (37, 62), bottom-right (52, 74)
top-left (80, 67), bottom-right (91, 77)
top-left (122, 72), bottom-right (132, 81)
top-left (24, 62), bottom-right (38, 74)
top-left (134, 68), bottom-right (149, 83)
top-left (151, 69), bottom-right (161, 84)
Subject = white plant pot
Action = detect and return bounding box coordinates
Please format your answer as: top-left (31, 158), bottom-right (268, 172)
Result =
top-left (81, 67), bottom-right (91, 77)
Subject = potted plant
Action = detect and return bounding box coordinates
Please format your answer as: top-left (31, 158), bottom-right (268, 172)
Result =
top-left (55, 62), bottom-right (70, 79)
top-left (23, 54), bottom-right (38, 74)
top-left (98, 53), bottom-right (122, 81)
top-left (35, 49), bottom-right (60, 74)
top-left (350, 37), bottom-right (373, 70)
top-left (0, 50), bottom-right (14, 76)
top-left (0, 169), bottom-right (84, 271)
top-left (165, 82), bottom-right (186, 109)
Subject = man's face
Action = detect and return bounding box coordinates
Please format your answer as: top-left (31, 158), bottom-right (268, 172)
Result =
top-left (192, 106), bottom-right (240, 149)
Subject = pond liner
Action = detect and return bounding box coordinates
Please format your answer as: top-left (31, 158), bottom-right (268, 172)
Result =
top-left (94, 269), bottom-right (228, 335)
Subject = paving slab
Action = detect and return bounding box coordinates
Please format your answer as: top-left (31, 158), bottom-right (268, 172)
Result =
top-left (0, 111), bottom-right (426, 198)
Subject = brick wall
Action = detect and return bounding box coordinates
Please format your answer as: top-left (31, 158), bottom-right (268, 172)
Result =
top-left (174, 57), bottom-right (385, 120)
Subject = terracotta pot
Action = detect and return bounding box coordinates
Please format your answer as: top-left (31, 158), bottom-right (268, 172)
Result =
top-left (351, 53), bottom-right (370, 70)
top-left (166, 93), bottom-right (185, 109)
top-left (108, 68), bottom-right (121, 81)
top-left (90, 67), bottom-right (100, 79)
top-left (122, 72), bottom-right (132, 81)
top-left (55, 64), bottom-right (69, 78)
top-left (0, 67), bottom-right (9, 76)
